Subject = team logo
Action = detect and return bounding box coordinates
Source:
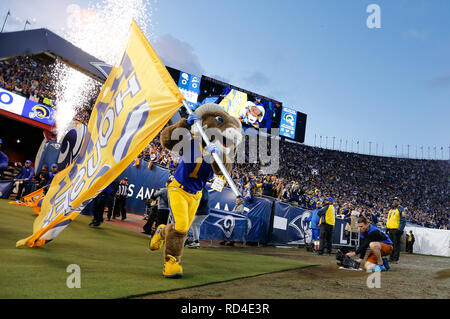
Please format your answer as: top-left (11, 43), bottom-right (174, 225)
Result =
top-left (211, 212), bottom-right (252, 239)
top-left (57, 121), bottom-right (87, 171)
top-left (287, 211), bottom-right (312, 244)
top-left (283, 113), bottom-right (295, 126)
top-left (29, 104), bottom-right (52, 120)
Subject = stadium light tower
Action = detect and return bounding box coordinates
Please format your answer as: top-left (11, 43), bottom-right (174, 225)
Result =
top-left (325, 136), bottom-right (328, 149)
top-left (395, 145), bottom-right (397, 157)
top-left (332, 136), bottom-right (335, 150)
top-left (369, 141), bottom-right (372, 155)
top-left (314, 134), bottom-right (317, 147)
top-left (407, 144), bottom-right (410, 158)
top-left (320, 135), bottom-right (322, 148)
top-left (339, 138), bottom-right (342, 151)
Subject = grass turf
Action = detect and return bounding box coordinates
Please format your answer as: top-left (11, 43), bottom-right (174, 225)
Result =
top-left (0, 199), bottom-right (312, 299)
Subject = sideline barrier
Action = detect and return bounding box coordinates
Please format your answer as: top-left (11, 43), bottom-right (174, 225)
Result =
top-left (73, 161), bottom-right (356, 246)
top-left (404, 226), bottom-right (450, 257)
top-left (0, 180), bottom-right (14, 198)
top-left (200, 208), bottom-right (252, 243)
top-left (79, 161), bottom-right (353, 245)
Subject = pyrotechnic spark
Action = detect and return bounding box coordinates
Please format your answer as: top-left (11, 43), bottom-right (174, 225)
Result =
top-left (52, 0), bottom-right (155, 141)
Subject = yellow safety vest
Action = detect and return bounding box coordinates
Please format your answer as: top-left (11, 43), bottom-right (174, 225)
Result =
top-left (386, 207), bottom-right (405, 229)
top-left (319, 205), bottom-right (335, 226)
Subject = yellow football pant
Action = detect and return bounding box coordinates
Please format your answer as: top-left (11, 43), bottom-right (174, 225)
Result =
top-left (168, 179), bottom-right (203, 233)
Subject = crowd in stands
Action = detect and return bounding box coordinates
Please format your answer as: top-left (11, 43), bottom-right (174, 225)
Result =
top-left (0, 56), bottom-right (56, 106)
top-left (1, 56), bottom-right (448, 229)
top-left (0, 56), bottom-right (98, 126)
top-left (229, 138), bottom-right (449, 229)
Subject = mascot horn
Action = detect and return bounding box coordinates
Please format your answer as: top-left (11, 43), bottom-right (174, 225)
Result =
top-left (149, 103), bottom-right (242, 278)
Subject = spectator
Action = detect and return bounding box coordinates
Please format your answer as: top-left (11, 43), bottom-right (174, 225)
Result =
top-left (305, 200), bottom-right (322, 252)
top-left (114, 177), bottom-right (129, 221)
top-left (316, 197), bottom-right (336, 256)
top-left (89, 188), bottom-right (109, 227)
top-left (220, 196), bottom-right (245, 247)
top-left (151, 181), bottom-right (170, 228)
top-left (142, 192), bottom-right (159, 235)
top-left (104, 182), bottom-right (116, 221)
top-left (187, 188), bottom-right (210, 248)
top-left (346, 216), bottom-right (393, 272)
top-left (406, 230), bottom-right (415, 254)
top-left (14, 160), bottom-right (34, 201)
top-left (386, 197), bottom-right (406, 263)
top-left (35, 171), bottom-right (49, 190)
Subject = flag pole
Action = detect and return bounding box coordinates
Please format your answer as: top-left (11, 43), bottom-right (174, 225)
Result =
top-left (1, 10), bottom-right (10, 33)
top-left (182, 100), bottom-right (241, 198)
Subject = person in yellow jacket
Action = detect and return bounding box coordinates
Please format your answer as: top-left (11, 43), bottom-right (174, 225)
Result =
top-left (386, 197), bottom-right (406, 263)
top-left (316, 197), bottom-right (336, 256)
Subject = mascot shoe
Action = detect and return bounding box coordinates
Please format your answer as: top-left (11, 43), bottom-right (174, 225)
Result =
top-left (163, 255), bottom-right (183, 278)
top-left (149, 224), bottom-right (166, 251)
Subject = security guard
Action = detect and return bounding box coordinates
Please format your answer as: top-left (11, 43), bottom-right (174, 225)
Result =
top-left (316, 197), bottom-right (336, 255)
top-left (386, 197), bottom-right (406, 263)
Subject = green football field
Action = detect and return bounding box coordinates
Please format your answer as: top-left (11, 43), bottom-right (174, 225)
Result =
top-left (0, 199), bottom-right (311, 299)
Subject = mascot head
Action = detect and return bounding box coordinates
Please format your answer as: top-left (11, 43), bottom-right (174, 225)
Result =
top-left (243, 101), bottom-right (265, 124)
top-left (191, 103), bottom-right (243, 156)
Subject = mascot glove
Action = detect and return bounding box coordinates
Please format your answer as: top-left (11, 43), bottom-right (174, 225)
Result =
top-left (186, 113), bottom-right (201, 126)
top-left (205, 143), bottom-right (221, 156)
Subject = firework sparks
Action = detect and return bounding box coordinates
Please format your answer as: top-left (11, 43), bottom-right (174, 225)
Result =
top-left (52, 0), bottom-right (154, 141)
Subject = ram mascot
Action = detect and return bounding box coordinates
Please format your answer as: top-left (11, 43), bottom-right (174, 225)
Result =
top-left (149, 103), bottom-right (243, 278)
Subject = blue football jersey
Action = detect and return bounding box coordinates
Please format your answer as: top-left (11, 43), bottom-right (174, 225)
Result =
top-left (173, 136), bottom-right (214, 192)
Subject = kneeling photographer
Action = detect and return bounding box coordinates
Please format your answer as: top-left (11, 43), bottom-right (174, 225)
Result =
top-left (345, 216), bottom-right (394, 272)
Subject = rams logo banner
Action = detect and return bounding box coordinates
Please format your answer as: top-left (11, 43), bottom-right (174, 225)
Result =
top-left (29, 104), bottom-right (52, 120)
top-left (17, 20), bottom-right (184, 247)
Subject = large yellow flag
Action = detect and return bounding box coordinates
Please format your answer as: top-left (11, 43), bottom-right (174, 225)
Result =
top-left (17, 21), bottom-right (183, 247)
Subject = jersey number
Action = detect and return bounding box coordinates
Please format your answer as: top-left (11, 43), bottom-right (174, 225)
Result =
top-left (189, 158), bottom-right (203, 179)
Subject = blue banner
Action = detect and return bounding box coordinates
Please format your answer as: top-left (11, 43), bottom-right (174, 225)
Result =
top-left (22, 99), bottom-right (55, 126)
top-left (0, 87), bottom-right (55, 127)
top-left (270, 201), bottom-right (311, 244)
top-left (178, 71), bottom-right (201, 109)
top-left (333, 216), bottom-right (351, 246)
top-left (279, 106), bottom-right (297, 139)
top-left (207, 186), bottom-right (273, 243)
top-left (269, 203), bottom-right (353, 247)
top-left (0, 180), bottom-right (14, 199)
top-left (200, 208), bottom-right (252, 242)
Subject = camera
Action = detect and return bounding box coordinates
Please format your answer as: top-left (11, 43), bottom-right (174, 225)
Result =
top-left (336, 249), bottom-right (361, 269)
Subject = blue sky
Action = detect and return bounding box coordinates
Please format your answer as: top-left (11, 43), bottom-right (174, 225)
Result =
top-left (2, 0), bottom-right (449, 158)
